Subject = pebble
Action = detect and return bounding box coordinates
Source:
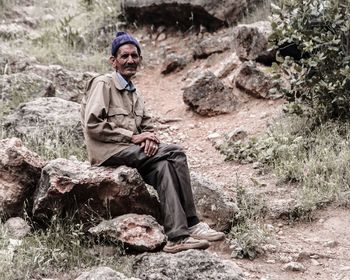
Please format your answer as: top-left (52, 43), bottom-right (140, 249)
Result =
top-left (340, 266), bottom-right (350, 272)
top-left (323, 240), bottom-right (338, 248)
top-left (310, 259), bottom-right (320, 266)
top-left (266, 259), bottom-right (276, 264)
top-left (207, 132), bottom-right (221, 140)
top-left (283, 261), bottom-right (306, 272)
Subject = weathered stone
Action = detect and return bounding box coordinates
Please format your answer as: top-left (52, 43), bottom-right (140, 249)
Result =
top-left (32, 159), bottom-right (161, 224)
top-left (213, 53), bottom-right (241, 79)
top-left (234, 21), bottom-right (275, 64)
top-left (132, 249), bottom-right (243, 280)
top-left (226, 128), bottom-right (248, 142)
top-left (0, 138), bottom-right (45, 217)
top-left (193, 36), bottom-right (231, 59)
top-left (268, 198), bottom-right (302, 220)
top-left (191, 172), bottom-right (238, 232)
top-left (283, 262), bottom-right (306, 272)
top-left (122, 0), bottom-right (258, 31)
top-left (0, 73), bottom-right (55, 105)
top-left (89, 214), bottom-right (166, 252)
top-left (4, 97), bottom-right (84, 147)
top-left (183, 71), bottom-right (237, 116)
top-left (27, 64), bottom-right (98, 102)
top-left (4, 217), bottom-right (31, 239)
top-left (75, 267), bottom-right (141, 280)
top-left (161, 53), bottom-right (188, 75)
top-left (235, 62), bottom-right (273, 98)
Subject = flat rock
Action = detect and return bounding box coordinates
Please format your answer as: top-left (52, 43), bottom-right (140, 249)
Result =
top-left (89, 214), bottom-right (166, 252)
top-left (0, 138), bottom-right (45, 217)
top-left (33, 159), bottom-right (161, 224)
top-left (132, 249), bottom-right (243, 280)
top-left (75, 267), bottom-right (141, 280)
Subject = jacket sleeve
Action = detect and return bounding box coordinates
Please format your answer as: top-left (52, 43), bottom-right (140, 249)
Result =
top-left (84, 80), bottom-right (133, 143)
top-left (140, 106), bottom-right (155, 133)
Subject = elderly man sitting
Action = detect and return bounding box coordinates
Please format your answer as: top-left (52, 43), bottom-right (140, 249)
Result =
top-left (80, 32), bottom-right (224, 253)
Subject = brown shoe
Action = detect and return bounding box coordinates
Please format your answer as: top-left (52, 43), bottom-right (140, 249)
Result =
top-left (189, 222), bottom-right (225, 241)
top-left (163, 237), bottom-right (210, 253)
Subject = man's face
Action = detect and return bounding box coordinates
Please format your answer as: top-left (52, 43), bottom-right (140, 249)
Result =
top-left (110, 44), bottom-right (141, 81)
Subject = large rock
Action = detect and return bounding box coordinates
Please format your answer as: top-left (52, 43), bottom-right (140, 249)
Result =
top-left (27, 64), bottom-right (98, 102)
top-left (0, 138), bottom-right (45, 217)
top-left (183, 71), bottom-right (237, 116)
top-left (122, 0), bottom-right (259, 31)
top-left (132, 249), bottom-right (243, 280)
top-left (191, 172), bottom-right (238, 232)
top-left (234, 61), bottom-right (273, 98)
top-left (3, 97), bottom-right (84, 147)
top-left (75, 267), bottom-right (141, 280)
top-left (0, 73), bottom-right (55, 112)
top-left (234, 21), bottom-right (275, 64)
top-left (161, 53), bottom-right (189, 75)
top-left (4, 217), bottom-right (31, 239)
top-left (89, 214), bottom-right (166, 252)
top-left (32, 159), bottom-right (161, 223)
top-left (193, 35), bottom-right (231, 59)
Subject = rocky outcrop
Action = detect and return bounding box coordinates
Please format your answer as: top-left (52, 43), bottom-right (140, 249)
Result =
top-left (0, 138), bottom-right (45, 217)
top-left (3, 97), bottom-right (83, 147)
top-left (32, 159), bottom-right (161, 223)
top-left (75, 267), bottom-right (141, 280)
top-left (122, 0), bottom-right (258, 31)
top-left (27, 64), bottom-right (98, 102)
top-left (4, 217), bottom-right (31, 239)
top-left (234, 21), bottom-right (275, 65)
top-left (235, 62), bottom-right (273, 98)
top-left (0, 73), bottom-right (55, 104)
top-left (0, 23), bottom-right (28, 40)
top-left (183, 71), bottom-right (237, 116)
top-left (132, 249), bottom-right (243, 280)
top-left (191, 172), bottom-right (238, 231)
top-left (88, 214), bottom-right (167, 252)
top-left (193, 36), bottom-right (231, 59)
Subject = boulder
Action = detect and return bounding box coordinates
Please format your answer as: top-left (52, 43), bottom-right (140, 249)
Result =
top-left (193, 36), bottom-right (231, 59)
top-left (27, 64), bottom-right (98, 102)
top-left (183, 71), bottom-right (237, 116)
top-left (161, 53), bottom-right (188, 75)
top-left (191, 172), bottom-right (238, 231)
top-left (132, 249), bottom-right (243, 280)
top-left (213, 53), bottom-right (241, 79)
top-left (88, 214), bottom-right (166, 252)
top-left (0, 138), bottom-right (45, 217)
top-left (32, 159), bottom-right (161, 224)
top-left (122, 0), bottom-right (258, 31)
top-left (234, 21), bottom-right (275, 64)
top-left (3, 97), bottom-right (84, 148)
top-left (235, 61), bottom-right (273, 98)
top-left (75, 267), bottom-right (141, 280)
top-left (4, 217), bottom-right (31, 239)
top-left (0, 73), bottom-right (55, 113)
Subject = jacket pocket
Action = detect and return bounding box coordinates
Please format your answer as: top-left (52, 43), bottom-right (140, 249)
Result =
top-left (107, 107), bottom-right (130, 129)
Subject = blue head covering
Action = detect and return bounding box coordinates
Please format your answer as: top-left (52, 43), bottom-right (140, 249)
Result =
top-left (111, 31), bottom-right (141, 56)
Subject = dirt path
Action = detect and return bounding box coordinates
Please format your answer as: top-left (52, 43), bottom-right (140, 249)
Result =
top-left (135, 57), bottom-right (350, 280)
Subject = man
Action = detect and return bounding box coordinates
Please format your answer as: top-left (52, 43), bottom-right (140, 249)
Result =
top-left (81, 32), bottom-right (224, 253)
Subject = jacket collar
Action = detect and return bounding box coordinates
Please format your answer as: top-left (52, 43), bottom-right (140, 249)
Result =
top-left (112, 71), bottom-right (136, 92)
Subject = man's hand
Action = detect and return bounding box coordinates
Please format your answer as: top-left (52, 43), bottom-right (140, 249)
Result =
top-left (131, 132), bottom-right (160, 156)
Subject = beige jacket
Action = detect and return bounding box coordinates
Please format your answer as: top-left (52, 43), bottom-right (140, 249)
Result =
top-left (80, 72), bottom-right (154, 166)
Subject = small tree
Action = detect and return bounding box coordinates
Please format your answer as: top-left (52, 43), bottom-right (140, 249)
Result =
top-left (270, 0), bottom-right (350, 121)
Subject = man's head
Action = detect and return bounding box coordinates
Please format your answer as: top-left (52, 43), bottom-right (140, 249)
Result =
top-left (109, 32), bottom-right (142, 81)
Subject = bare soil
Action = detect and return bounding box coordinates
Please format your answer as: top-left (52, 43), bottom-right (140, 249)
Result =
top-left (134, 36), bottom-right (350, 279)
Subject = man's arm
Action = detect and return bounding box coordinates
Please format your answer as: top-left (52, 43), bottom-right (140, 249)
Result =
top-left (84, 80), bottom-right (134, 143)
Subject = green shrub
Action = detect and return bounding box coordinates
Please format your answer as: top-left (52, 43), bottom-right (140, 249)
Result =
top-left (270, 0), bottom-right (350, 121)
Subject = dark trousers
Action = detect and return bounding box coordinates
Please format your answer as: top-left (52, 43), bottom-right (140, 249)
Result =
top-left (102, 143), bottom-right (199, 240)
